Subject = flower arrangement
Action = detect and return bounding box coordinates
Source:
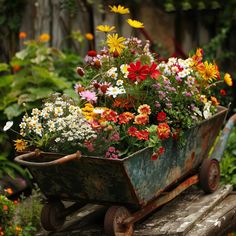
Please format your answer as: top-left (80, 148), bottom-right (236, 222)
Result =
top-left (11, 4), bottom-right (233, 160)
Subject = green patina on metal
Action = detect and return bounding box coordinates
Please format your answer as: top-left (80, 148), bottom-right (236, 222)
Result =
top-left (15, 107), bottom-right (228, 207)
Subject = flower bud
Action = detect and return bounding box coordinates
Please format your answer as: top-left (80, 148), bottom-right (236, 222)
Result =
top-left (76, 67), bottom-right (85, 76)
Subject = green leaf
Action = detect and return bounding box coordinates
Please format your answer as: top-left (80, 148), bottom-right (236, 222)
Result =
top-left (27, 87), bottom-right (53, 100)
top-left (15, 48), bottom-right (28, 60)
top-left (0, 74), bottom-right (13, 88)
top-left (4, 103), bottom-right (24, 119)
top-left (0, 63), bottom-right (9, 72)
top-left (63, 88), bottom-right (79, 101)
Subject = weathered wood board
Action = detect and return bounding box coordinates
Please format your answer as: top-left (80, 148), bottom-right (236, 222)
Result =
top-left (36, 185), bottom-right (236, 236)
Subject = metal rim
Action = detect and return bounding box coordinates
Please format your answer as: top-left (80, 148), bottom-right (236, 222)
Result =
top-left (104, 206), bottom-right (133, 236)
top-left (41, 201), bottom-right (66, 231)
top-left (199, 159), bottom-right (220, 193)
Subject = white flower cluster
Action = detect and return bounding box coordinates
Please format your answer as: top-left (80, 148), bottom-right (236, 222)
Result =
top-left (20, 96), bottom-right (97, 152)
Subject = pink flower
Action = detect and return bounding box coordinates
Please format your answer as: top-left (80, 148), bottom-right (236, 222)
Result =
top-left (79, 90), bottom-right (97, 103)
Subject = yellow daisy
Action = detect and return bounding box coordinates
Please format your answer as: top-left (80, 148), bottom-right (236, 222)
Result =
top-left (106, 34), bottom-right (126, 54)
top-left (126, 19), bottom-right (144, 28)
top-left (109, 5), bottom-right (129, 14)
top-left (197, 61), bottom-right (218, 82)
top-left (14, 139), bottom-right (28, 152)
top-left (96, 25), bottom-right (115, 33)
top-left (224, 73), bottom-right (233, 86)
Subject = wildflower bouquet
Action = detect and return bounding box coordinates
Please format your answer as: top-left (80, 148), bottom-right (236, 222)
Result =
top-left (12, 4), bottom-right (232, 160)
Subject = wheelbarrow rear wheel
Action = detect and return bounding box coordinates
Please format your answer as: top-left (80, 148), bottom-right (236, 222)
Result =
top-left (199, 158), bottom-right (220, 193)
top-left (41, 200), bottom-right (66, 231)
top-left (104, 206), bottom-right (133, 236)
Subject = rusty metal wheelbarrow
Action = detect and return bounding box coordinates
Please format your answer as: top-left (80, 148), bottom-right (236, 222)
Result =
top-left (15, 106), bottom-right (235, 235)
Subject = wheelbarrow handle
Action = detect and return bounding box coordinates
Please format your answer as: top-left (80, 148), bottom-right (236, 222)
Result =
top-left (14, 149), bottom-right (81, 167)
top-left (210, 113), bottom-right (236, 162)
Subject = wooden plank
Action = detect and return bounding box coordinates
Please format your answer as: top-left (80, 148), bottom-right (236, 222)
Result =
top-left (134, 185), bottom-right (233, 235)
top-left (185, 193), bottom-right (236, 236)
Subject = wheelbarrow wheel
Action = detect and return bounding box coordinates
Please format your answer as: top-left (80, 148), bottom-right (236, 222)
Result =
top-left (104, 206), bottom-right (133, 236)
top-left (41, 200), bottom-right (66, 231)
top-left (199, 158), bottom-right (220, 193)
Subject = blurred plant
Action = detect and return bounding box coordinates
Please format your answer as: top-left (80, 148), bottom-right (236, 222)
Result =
top-left (0, 32), bottom-right (82, 121)
top-left (0, 187), bottom-right (42, 236)
top-left (220, 127), bottom-right (236, 189)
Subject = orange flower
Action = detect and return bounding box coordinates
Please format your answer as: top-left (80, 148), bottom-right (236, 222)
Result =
top-left (38, 33), bottom-right (50, 42)
top-left (5, 188), bottom-right (13, 195)
top-left (134, 114), bottom-right (149, 125)
top-left (224, 73), bottom-right (233, 86)
top-left (157, 123), bottom-right (170, 139)
top-left (12, 64), bottom-right (21, 73)
top-left (19, 32), bottom-right (27, 39)
top-left (135, 130), bottom-right (149, 140)
top-left (211, 96), bottom-right (220, 106)
top-left (3, 205), bottom-right (8, 211)
top-left (15, 226), bottom-right (22, 233)
top-left (85, 33), bottom-right (94, 40)
top-left (102, 109), bottom-right (118, 122)
top-left (14, 139), bottom-right (28, 152)
top-left (118, 112), bottom-right (134, 124)
top-left (137, 104), bottom-right (151, 115)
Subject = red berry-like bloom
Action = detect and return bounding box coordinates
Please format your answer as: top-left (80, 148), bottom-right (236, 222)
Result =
top-left (87, 50), bottom-right (97, 57)
top-left (157, 111), bottom-right (166, 122)
top-left (127, 61), bottom-right (149, 82)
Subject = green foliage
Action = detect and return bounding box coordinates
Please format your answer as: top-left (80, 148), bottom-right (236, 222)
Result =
top-left (0, 39), bottom-right (82, 120)
top-left (220, 127), bottom-right (236, 189)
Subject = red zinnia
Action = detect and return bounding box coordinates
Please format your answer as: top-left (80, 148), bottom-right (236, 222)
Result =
top-left (149, 62), bottom-right (161, 79)
top-left (135, 130), bottom-right (149, 140)
top-left (134, 114), bottom-right (149, 125)
top-left (102, 109), bottom-right (118, 122)
top-left (157, 111), bottom-right (166, 122)
top-left (118, 112), bottom-right (134, 124)
top-left (157, 123), bottom-right (170, 139)
top-left (127, 60), bottom-right (149, 82)
top-left (128, 126), bottom-right (138, 136)
top-left (87, 50), bottom-right (97, 57)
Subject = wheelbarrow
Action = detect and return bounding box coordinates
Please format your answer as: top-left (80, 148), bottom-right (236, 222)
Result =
top-left (15, 106), bottom-right (235, 235)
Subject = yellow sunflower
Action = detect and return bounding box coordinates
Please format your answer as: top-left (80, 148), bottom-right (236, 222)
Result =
top-left (106, 34), bottom-right (126, 54)
top-left (224, 73), bottom-right (233, 86)
top-left (126, 19), bottom-right (144, 28)
top-left (197, 61), bottom-right (218, 82)
top-left (14, 139), bottom-right (28, 152)
top-left (96, 25), bottom-right (115, 33)
top-left (109, 5), bottom-right (129, 14)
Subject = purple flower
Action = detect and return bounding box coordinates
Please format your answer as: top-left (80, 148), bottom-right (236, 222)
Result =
top-left (175, 76), bottom-right (182, 82)
top-left (185, 92), bottom-right (192, 97)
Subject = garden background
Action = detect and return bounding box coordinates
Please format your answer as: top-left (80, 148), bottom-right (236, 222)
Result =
top-left (0, 0), bottom-right (236, 235)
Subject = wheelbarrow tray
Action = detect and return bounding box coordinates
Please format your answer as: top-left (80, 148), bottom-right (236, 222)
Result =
top-left (15, 106), bottom-right (228, 207)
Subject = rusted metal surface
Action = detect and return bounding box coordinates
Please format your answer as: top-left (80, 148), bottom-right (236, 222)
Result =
top-left (209, 113), bottom-right (236, 162)
top-left (15, 107), bottom-right (227, 208)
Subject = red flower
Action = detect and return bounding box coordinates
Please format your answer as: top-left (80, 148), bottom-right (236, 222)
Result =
top-left (157, 123), bottom-right (170, 139)
top-left (149, 62), bottom-right (161, 79)
top-left (220, 89), bottom-right (226, 96)
top-left (76, 67), bottom-right (85, 76)
top-left (102, 109), bottom-right (118, 122)
top-left (157, 111), bottom-right (166, 122)
top-left (135, 130), bottom-right (149, 140)
top-left (158, 146), bottom-right (165, 155)
top-left (151, 153), bottom-right (158, 160)
top-left (118, 112), bottom-right (134, 124)
top-left (134, 114), bottom-right (149, 125)
top-left (127, 61), bottom-right (149, 82)
top-left (128, 126), bottom-right (138, 136)
top-left (87, 50), bottom-right (97, 57)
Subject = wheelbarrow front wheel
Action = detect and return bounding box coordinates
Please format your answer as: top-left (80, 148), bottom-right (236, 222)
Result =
top-left (41, 200), bottom-right (66, 231)
top-left (104, 206), bottom-right (133, 236)
top-left (199, 158), bottom-right (220, 193)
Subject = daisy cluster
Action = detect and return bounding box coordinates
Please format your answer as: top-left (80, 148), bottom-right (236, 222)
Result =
top-left (19, 95), bottom-right (97, 153)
